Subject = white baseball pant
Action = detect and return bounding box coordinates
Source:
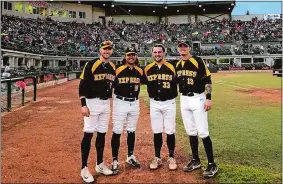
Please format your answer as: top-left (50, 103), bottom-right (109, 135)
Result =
top-left (149, 98), bottom-right (176, 134)
top-left (83, 98), bottom-right (110, 133)
top-left (112, 96), bottom-right (140, 134)
top-left (180, 93), bottom-right (209, 138)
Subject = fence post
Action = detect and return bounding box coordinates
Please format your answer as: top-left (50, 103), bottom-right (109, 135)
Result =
top-left (21, 79), bottom-right (25, 106)
top-left (33, 77), bottom-right (37, 101)
top-left (7, 80), bottom-right (12, 112)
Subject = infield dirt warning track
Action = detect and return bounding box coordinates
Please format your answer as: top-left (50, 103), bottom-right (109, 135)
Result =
top-left (1, 80), bottom-right (213, 183)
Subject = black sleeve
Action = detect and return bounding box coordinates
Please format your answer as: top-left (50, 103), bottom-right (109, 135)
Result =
top-left (197, 57), bottom-right (212, 84)
top-left (79, 62), bottom-right (93, 97)
top-left (113, 73), bottom-right (119, 88)
top-left (141, 69), bottom-right (147, 85)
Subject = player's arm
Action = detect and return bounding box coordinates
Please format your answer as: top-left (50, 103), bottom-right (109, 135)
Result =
top-left (79, 62), bottom-right (93, 116)
top-left (198, 57), bottom-right (212, 111)
top-left (198, 57), bottom-right (212, 99)
top-left (140, 68), bottom-right (147, 85)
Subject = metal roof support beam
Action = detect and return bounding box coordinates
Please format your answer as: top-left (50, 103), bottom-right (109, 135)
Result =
top-left (198, 13), bottom-right (227, 23)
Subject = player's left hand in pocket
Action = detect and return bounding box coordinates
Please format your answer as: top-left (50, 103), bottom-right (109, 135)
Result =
top-left (204, 99), bottom-right (212, 111)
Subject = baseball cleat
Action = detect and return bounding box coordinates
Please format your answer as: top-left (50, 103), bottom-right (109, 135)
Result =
top-left (203, 163), bottom-right (218, 177)
top-left (111, 160), bottom-right (119, 175)
top-left (183, 159), bottom-right (201, 172)
top-left (81, 166), bottom-right (94, 183)
top-left (149, 157), bottom-right (162, 170)
top-left (95, 163), bottom-right (113, 176)
top-left (126, 155), bottom-right (141, 168)
top-left (167, 157), bottom-right (178, 170)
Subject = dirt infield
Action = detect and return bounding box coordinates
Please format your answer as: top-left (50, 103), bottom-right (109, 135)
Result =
top-left (1, 80), bottom-right (212, 183)
top-left (236, 88), bottom-right (281, 103)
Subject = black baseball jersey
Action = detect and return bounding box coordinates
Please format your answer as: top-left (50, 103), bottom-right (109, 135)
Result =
top-left (114, 65), bottom-right (143, 98)
top-left (79, 58), bottom-right (116, 99)
top-left (144, 61), bottom-right (178, 100)
top-left (176, 56), bottom-right (211, 94)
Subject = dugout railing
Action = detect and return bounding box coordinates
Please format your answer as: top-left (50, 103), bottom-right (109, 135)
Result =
top-left (1, 76), bottom-right (37, 112)
top-left (1, 71), bottom-right (81, 112)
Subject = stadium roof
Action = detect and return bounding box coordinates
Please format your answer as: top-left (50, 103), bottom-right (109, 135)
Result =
top-left (65, 1), bottom-right (235, 16)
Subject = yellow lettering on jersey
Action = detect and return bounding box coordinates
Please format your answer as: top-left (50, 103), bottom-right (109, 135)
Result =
top-left (153, 75), bottom-right (157, 80)
top-left (93, 74), bottom-right (114, 81)
top-left (186, 70), bottom-right (190, 76)
top-left (192, 71), bottom-right (197, 77)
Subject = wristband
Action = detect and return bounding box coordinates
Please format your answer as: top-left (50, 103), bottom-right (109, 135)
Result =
top-left (81, 98), bottom-right (87, 107)
top-left (206, 94), bottom-right (211, 100)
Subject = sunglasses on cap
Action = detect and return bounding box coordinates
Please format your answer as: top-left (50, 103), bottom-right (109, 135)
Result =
top-left (126, 53), bottom-right (136, 56)
top-left (102, 47), bottom-right (113, 50)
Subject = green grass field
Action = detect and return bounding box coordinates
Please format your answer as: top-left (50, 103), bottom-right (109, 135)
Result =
top-left (140, 72), bottom-right (282, 183)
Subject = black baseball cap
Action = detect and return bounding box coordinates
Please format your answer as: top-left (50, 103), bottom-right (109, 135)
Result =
top-left (178, 40), bottom-right (192, 47)
top-left (125, 47), bottom-right (137, 55)
top-left (100, 40), bottom-right (113, 49)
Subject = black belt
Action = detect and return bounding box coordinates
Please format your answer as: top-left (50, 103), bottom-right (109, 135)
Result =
top-left (153, 97), bottom-right (173, 101)
top-left (116, 95), bottom-right (138, 102)
top-left (96, 96), bottom-right (110, 100)
top-left (88, 96), bottom-right (110, 100)
top-left (182, 92), bottom-right (200, 96)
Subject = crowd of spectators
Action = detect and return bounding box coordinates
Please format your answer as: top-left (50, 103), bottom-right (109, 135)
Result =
top-left (166, 17), bottom-right (282, 44)
top-left (109, 22), bottom-right (168, 44)
top-left (1, 15), bottom-right (282, 57)
top-left (267, 44), bottom-right (282, 54)
top-left (1, 15), bottom-right (125, 57)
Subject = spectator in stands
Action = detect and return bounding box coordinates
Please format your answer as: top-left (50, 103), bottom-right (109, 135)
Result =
top-left (2, 63), bottom-right (11, 78)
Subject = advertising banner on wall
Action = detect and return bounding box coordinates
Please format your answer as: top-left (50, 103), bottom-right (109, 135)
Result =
top-left (264, 14), bottom-right (281, 20)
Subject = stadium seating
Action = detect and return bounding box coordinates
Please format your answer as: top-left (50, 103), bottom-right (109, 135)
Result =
top-left (1, 14), bottom-right (282, 58)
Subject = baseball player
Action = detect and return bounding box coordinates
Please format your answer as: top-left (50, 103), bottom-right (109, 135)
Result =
top-left (110, 47), bottom-right (143, 175)
top-left (144, 44), bottom-right (178, 170)
top-left (175, 40), bottom-right (218, 177)
top-left (79, 41), bottom-right (115, 182)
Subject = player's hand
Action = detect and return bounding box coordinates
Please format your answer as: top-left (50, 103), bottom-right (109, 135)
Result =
top-left (204, 99), bottom-right (212, 111)
top-left (81, 106), bottom-right (90, 117)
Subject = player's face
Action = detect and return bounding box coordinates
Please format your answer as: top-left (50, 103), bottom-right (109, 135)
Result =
top-left (125, 53), bottom-right (137, 65)
top-left (178, 44), bottom-right (191, 56)
top-left (100, 47), bottom-right (113, 59)
top-left (152, 47), bottom-right (164, 62)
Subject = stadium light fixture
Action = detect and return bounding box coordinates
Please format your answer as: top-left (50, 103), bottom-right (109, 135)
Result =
top-left (103, 4), bottom-right (105, 6)
top-left (153, 10), bottom-right (155, 13)
top-left (231, 3), bottom-right (234, 6)
top-left (165, 6), bottom-right (167, 9)
top-left (177, 9), bottom-right (179, 12)
top-left (228, 7), bottom-right (230, 10)
top-left (50, 0), bottom-right (53, 1)
top-left (128, 9), bottom-right (131, 12)
top-left (111, 4), bottom-right (115, 7)
top-left (198, 4), bottom-right (202, 7)
top-left (203, 8), bottom-right (205, 11)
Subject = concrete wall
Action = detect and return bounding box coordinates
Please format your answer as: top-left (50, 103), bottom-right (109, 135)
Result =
top-left (92, 7), bottom-right (105, 23)
top-left (167, 15), bottom-right (189, 24)
top-left (231, 14), bottom-right (265, 21)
